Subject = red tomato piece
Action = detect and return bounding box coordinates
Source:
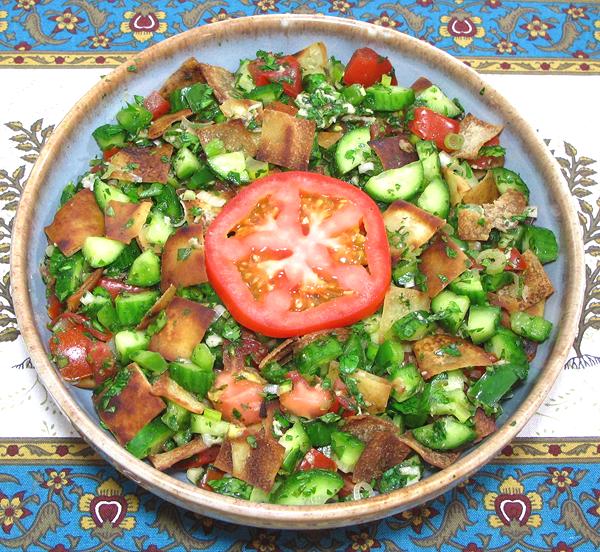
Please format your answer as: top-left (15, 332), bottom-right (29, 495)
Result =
top-left (469, 136), bottom-right (504, 170)
top-left (248, 55), bottom-right (303, 98)
top-left (299, 448), bottom-right (337, 471)
top-left (279, 371), bottom-right (333, 419)
top-left (103, 147), bottom-right (120, 161)
top-left (210, 370), bottom-right (264, 425)
top-left (343, 47), bottom-right (397, 88)
top-left (98, 278), bottom-right (146, 300)
top-left (408, 107), bottom-right (460, 152)
top-left (200, 466), bottom-right (225, 491)
top-left (144, 91), bottom-right (171, 119)
top-left (87, 340), bottom-right (117, 384)
top-left (47, 293), bottom-right (63, 322)
top-left (176, 446), bottom-right (220, 470)
top-left (506, 248), bottom-right (527, 271)
top-left (330, 377), bottom-right (357, 417)
top-left (204, 171), bottom-right (391, 338)
top-left (49, 322), bottom-right (93, 381)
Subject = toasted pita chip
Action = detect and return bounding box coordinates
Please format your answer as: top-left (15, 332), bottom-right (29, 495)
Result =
top-left (66, 268), bottom-right (103, 312)
top-left (105, 200), bottom-right (152, 244)
top-left (378, 286), bottom-right (431, 342)
top-left (473, 408), bottom-right (496, 443)
top-left (109, 144), bottom-right (173, 183)
top-left (353, 430), bottom-right (411, 483)
top-left (397, 432), bottom-right (460, 469)
top-left (220, 99), bottom-right (262, 121)
top-left (148, 109), bottom-right (193, 139)
top-left (370, 136), bottom-right (418, 170)
top-left (420, 235), bottom-right (471, 298)
top-left (343, 415), bottom-right (399, 442)
top-left (294, 42), bottom-right (328, 74)
top-left (265, 101), bottom-right (299, 116)
top-left (442, 166), bottom-right (472, 206)
top-left (195, 119), bottom-right (259, 157)
top-left (485, 189), bottom-right (528, 232)
top-left (520, 250), bottom-right (554, 308)
top-left (149, 297), bottom-right (215, 361)
top-left (183, 190), bottom-right (231, 226)
top-left (214, 432), bottom-right (285, 491)
top-left (354, 369), bottom-right (392, 414)
top-left (488, 289), bottom-right (520, 314)
top-left (149, 438), bottom-right (209, 471)
top-left (458, 206), bottom-right (492, 241)
top-left (151, 372), bottom-right (205, 414)
top-left (413, 334), bottom-right (496, 379)
top-left (199, 62), bottom-right (236, 103)
top-left (454, 114), bottom-right (503, 160)
top-left (45, 189), bottom-right (105, 256)
top-left (95, 363), bottom-right (166, 446)
top-left (383, 200), bottom-right (444, 256)
top-left (159, 57), bottom-right (206, 99)
top-left (526, 299), bottom-right (546, 318)
top-left (257, 109), bottom-right (316, 170)
top-left (160, 224), bottom-right (207, 292)
top-left (462, 171), bottom-right (499, 205)
top-left (137, 284), bottom-right (176, 330)
top-left (318, 131), bottom-right (343, 149)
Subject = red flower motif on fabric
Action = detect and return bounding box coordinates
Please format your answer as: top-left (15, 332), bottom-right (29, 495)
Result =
top-left (463, 544), bottom-right (483, 552)
top-left (546, 467), bottom-right (578, 492)
top-left (345, 530), bottom-right (381, 551)
top-left (397, 505), bottom-right (439, 534)
top-left (563, 4), bottom-right (588, 20)
top-left (551, 542), bottom-right (574, 552)
top-left (48, 8), bottom-right (84, 35)
top-left (369, 12), bottom-right (400, 29)
top-left (485, 0), bottom-right (502, 8)
top-left (0, 491), bottom-right (32, 534)
top-left (547, 444), bottom-right (562, 456)
top-left (519, 16), bottom-right (555, 41)
top-left (587, 489), bottom-right (600, 517)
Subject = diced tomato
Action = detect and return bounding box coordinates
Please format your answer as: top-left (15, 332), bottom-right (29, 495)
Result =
top-left (49, 323), bottom-right (94, 381)
top-left (248, 54), bottom-right (303, 98)
top-left (506, 248), bottom-right (527, 271)
top-left (87, 340), bottom-right (117, 384)
top-left (343, 47), bottom-right (397, 88)
top-left (238, 330), bottom-right (270, 365)
top-left (176, 446), bottom-right (220, 470)
top-left (408, 107), bottom-right (460, 152)
top-left (298, 448), bottom-right (337, 471)
top-left (103, 147), bottom-right (120, 161)
top-left (209, 370), bottom-right (264, 425)
top-left (279, 371), bottom-right (333, 420)
top-left (469, 136), bottom-right (504, 170)
top-left (47, 293), bottom-right (63, 322)
top-left (98, 278), bottom-right (146, 300)
top-left (53, 313), bottom-right (112, 342)
top-left (200, 466), bottom-right (225, 491)
top-left (204, 172), bottom-right (391, 338)
top-left (330, 377), bottom-right (357, 417)
top-left (144, 91), bottom-right (171, 119)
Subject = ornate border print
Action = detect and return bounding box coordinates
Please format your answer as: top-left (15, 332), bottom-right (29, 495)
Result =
top-left (0, 0), bottom-right (598, 72)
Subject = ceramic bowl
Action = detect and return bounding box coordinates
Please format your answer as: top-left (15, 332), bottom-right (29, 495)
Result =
top-left (11, 14), bottom-right (584, 529)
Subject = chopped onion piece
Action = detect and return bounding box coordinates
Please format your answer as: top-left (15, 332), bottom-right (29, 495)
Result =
top-left (353, 481), bottom-right (375, 501)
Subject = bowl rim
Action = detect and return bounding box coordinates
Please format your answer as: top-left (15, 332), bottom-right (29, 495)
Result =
top-left (11, 14), bottom-right (585, 529)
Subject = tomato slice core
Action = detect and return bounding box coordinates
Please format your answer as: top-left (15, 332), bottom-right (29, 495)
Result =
top-left (205, 172), bottom-right (391, 337)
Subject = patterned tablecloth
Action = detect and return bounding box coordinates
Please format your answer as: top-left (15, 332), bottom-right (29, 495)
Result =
top-left (1, 2), bottom-right (599, 551)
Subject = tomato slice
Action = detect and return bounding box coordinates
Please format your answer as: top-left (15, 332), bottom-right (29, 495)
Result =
top-left (343, 47), bottom-right (397, 88)
top-left (144, 91), bottom-right (171, 119)
top-left (279, 371), bottom-right (333, 419)
top-left (298, 448), bottom-right (337, 471)
top-left (205, 172), bottom-right (391, 338)
top-left (408, 107), bottom-right (460, 152)
top-left (248, 54), bottom-right (302, 98)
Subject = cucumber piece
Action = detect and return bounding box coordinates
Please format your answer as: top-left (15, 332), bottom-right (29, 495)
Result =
top-left (154, 184), bottom-right (184, 225)
top-left (246, 83), bottom-right (283, 104)
top-left (389, 363), bottom-right (424, 403)
top-left (498, 226), bottom-right (525, 250)
top-left (97, 303), bottom-right (118, 331)
top-left (115, 290), bottom-right (160, 327)
top-left (391, 310), bottom-right (434, 341)
top-left (510, 311), bottom-right (553, 342)
top-left (130, 350), bottom-right (168, 375)
top-left (127, 249), bottom-right (161, 287)
top-left (417, 176), bottom-right (450, 219)
top-left (416, 85), bottom-right (462, 118)
top-left (82, 237), bottom-right (125, 268)
top-left (278, 421), bottom-right (311, 473)
top-left (271, 469), bottom-right (344, 505)
top-left (53, 252), bottom-right (85, 302)
top-left (94, 180), bottom-right (130, 212)
top-left (92, 124), bottom-right (126, 151)
top-left (412, 416), bottom-right (475, 451)
top-left (448, 270), bottom-right (486, 305)
top-left (161, 400), bottom-right (191, 432)
top-left (105, 240), bottom-right (141, 277)
top-left (431, 290), bottom-right (470, 333)
top-left (208, 151), bottom-right (249, 183)
top-left (485, 327), bottom-right (527, 366)
top-left (125, 418), bottom-right (174, 459)
top-left (364, 161), bottom-right (424, 203)
top-left (303, 420), bottom-right (335, 448)
top-left (468, 363), bottom-right (526, 411)
top-left (335, 127), bottom-right (372, 174)
top-left (114, 330), bottom-right (150, 363)
top-left (191, 343), bottom-right (215, 371)
top-left (428, 371), bottom-right (473, 423)
top-left (378, 455), bottom-right (423, 493)
top-left (374, 339), bottom-right (404, 370)
top-left (235, 59), bottom-right (255, 93)
top-left (467, 305), bottom-right (501, 344)
top-left (139, 212), bottom-right (174, 249)
top-left (491, 168), bottom-right (529, 199)
top-left (296, 336), bottom-right (343, 377)
top-left (520, 226), bottom-right (558, 264)
top-left (481, 272), bottom-right (513, 293)
top-left (169, 361), bottom-right (214, 397)
top-left (190, 413), bottom-right (230, 436)
top-left (365, 84), bottom-right (415, 111)
top-left (246, 158), bottom-right (269, 181)
top-left (331, 431), bottom-right (365, 473)
top-left (416, 140), bottom-right (441, 184)
top-left (174, 147), bottom-right (201, 180)
top-left (390, 388), bottom-right (430, 428)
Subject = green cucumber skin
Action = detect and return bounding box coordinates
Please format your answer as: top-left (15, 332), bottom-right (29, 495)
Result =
top-left (335, 127), bottom-right (372, 175)
top-left (364, 161), bottom-right (424, 203)
top-left (271, 469), bottom-right (344, 505)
